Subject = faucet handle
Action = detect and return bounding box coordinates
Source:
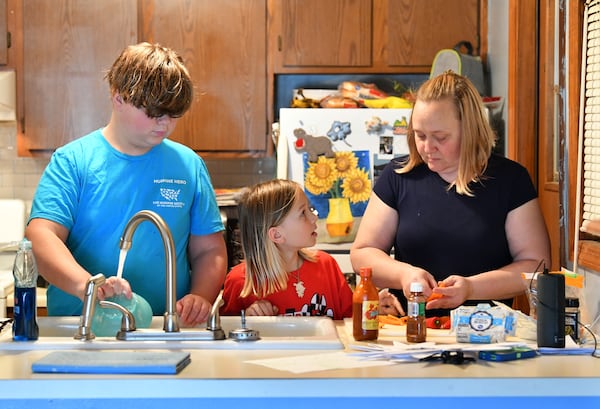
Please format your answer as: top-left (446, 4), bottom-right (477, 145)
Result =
top-left (207, 292), bottom-right (224, 331)
top-left (99, 300), bottom-right (137, 334)
top-left (74, 273), bottom-right (106, 341)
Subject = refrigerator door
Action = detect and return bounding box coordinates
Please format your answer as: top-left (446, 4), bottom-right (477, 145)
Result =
top-left (277, 108), bottom-right (411, 245)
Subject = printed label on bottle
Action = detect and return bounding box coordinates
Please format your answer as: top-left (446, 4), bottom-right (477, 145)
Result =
top-left (361, 300), bottom-right (379, 330)
top-left (407, 301), bottom-right (425, 317)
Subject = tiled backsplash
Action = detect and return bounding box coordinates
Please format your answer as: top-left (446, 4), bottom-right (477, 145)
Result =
top-left (0, 122), bottom-right (276, 201)
top-left (0, 123), bottom-right (48, 200)
top-left (204, 157), bottom-right (276, 189)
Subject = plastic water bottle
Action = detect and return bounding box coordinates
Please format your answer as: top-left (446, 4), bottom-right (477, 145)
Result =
top-left (12, 238), bottom-right (39, 341)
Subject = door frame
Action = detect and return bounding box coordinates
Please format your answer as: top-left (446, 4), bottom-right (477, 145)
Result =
top-left (508, 0), bottom-right (560, 270)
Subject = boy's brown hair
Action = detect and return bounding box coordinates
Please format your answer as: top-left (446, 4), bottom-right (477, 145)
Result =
top-left (105, 42), bottom-right (193, 118)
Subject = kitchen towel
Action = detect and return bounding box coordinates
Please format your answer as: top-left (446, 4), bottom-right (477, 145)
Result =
top-left (31, 350), bottom-right (191, 374)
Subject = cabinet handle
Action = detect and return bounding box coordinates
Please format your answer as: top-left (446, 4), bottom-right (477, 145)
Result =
top-left (278, 35), bottom-right (282, 52)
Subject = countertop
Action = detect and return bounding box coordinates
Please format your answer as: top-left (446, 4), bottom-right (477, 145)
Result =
top-left (0, 319), bottom-right (599, 408)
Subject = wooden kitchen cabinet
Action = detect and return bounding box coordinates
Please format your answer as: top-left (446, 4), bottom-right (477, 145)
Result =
top-left (140, 0), bottom-right (268, 155)
top-left (19, 0), bottom-right (138, 155)
top-left (0, 0), bottom-right (7, 65)
top-left (13, 0), bottom-right (481, 157)
top-left (269, 0), bottom-right (485, 74)
top-left (16, 0), bottom-right (268, 157)
top-left (273, 0), bottom-right (373, 67)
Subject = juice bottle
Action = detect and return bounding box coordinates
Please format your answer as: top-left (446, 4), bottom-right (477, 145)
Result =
top-left (352, 267), bottom-right (379, 341)
top-left (406, 282), bottom-right (426, 343)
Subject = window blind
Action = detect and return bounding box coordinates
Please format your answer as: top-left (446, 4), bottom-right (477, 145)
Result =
top-left (581, 0), bottom-right (600, 237)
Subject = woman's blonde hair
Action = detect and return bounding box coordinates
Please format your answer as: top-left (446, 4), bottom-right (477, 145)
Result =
top-left (105, 42), bottom-right (193, 118)
top-left (238, 179), bottom-right (316, 298)
top-left (399, 70), bottom-right (496, 196)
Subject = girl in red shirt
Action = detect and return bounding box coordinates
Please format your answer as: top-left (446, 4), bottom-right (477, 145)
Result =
top-left (221, 179), bottom-right (353, 319)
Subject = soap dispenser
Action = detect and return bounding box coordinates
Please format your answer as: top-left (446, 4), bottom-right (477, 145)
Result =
top-left (12, 238), bottom-right (39, 341)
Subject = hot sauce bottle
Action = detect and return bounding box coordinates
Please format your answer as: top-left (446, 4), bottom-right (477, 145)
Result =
top-left (352, 267), bottom-right (379, 341)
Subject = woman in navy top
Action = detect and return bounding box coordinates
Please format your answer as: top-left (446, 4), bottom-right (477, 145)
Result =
top-left (350, 71), bottom-right (551, 317)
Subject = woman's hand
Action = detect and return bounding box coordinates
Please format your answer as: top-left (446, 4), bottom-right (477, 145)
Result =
top-left (425, 275), bottom-right (472, 310)
top-left (97, 276), bottom-right (132, 300)
top-left (378, 288), bottom-right (404, 316)
top-left (402, 266), bottom-right (438, 299)
top-left (245, 300), bottom-right (279, 316)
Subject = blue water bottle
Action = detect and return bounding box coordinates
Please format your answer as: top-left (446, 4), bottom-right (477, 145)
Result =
top-left (12, 238), bottom-right (39, 341)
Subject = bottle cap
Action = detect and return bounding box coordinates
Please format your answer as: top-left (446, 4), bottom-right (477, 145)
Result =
top-left (410, 282), bottom-right (423, 292)
top-left (359, 267), bottom-right (372, 278)
top-left (18, 238), bottom-right (32, 251)
top-left (565, 297), bottom-right (579, 308)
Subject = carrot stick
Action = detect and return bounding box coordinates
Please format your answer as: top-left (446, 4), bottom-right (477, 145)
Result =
top-left (427, 282), bottom-right (446, 301)
top-left (378, 314), bottom-right (408, 326)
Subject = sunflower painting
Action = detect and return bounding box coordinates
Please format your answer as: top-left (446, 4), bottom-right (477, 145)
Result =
top-left (302, 150), bottom-right (372, 243)
top-left (279, 108), bottom-right (412, 243)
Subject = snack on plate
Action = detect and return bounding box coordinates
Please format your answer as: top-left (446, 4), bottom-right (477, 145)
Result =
top-left (360, 96), bottom-right (412, 109)
top-left (339, 81), bottom-right (388, 100)
top-left (319, 94), bottom-right (360, 108)
top-left (453, 303), bottom-right (516, 343)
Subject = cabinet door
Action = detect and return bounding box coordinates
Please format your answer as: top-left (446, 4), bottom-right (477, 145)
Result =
top-left (387, 0), bottom-right (481, 69)
top-left (0, 0), bottom-right (7, 65)
top-left (141, 0), bottom-right (267, 154)
top-left (275, 0), bottom-right (372, 67)
top-left (271, 0), bottom-right (483, 74)
top-left (22, 0), bottom-right (137, 154)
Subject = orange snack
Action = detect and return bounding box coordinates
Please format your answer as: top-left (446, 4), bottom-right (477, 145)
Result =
top-left (427, 282), bottom-right (446, 301)
top-left (378, 314), bottom-right (408, 327)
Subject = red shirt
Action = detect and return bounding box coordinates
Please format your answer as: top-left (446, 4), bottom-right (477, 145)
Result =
top-left (221, 250), bottom-right (353, 319)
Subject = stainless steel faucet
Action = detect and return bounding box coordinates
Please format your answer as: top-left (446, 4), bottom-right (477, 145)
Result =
top-left (75, 273), bottom-right (106, 340)
top-left (120, 210), bottom-right (180, 333)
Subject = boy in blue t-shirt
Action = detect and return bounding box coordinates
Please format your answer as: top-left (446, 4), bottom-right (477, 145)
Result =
top-left (26, 42), bottom-right (227, 326)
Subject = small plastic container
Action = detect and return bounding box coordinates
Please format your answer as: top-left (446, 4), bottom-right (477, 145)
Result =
top-left (565, 297), bottom-right (580, 342)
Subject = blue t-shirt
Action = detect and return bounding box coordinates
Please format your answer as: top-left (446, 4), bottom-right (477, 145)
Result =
top-left (30, 129), bottom-right (224, 316)
top-left (374, 154), bottom-right (538, 315)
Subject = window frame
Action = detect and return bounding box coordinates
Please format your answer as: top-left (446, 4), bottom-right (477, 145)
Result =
top-left (567, 0), bottom-right (600, 272)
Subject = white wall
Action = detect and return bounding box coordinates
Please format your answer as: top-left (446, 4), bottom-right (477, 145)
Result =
top-left (488, 0), bottom-right (509, 156)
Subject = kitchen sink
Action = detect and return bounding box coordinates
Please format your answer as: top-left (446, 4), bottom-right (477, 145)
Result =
top-left (0, 315), bottom-right (343, 350)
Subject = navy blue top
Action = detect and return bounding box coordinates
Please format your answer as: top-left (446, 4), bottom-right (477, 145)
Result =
top-left (374, 154), bottom-right (537, 316)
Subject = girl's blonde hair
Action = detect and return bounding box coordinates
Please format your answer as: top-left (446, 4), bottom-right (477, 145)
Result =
top-left (399, 70), bottom-right (496, 196)
top-left (105, 42), bottom-right (193, 118)
top-left (238, 179), bottom-right (316, 298)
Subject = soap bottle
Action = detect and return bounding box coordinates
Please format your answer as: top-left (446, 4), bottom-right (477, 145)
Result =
top-left (12, 238), bottom-right (39, 341)
top-left (406, 282), bottom-right (426, 343)
top-left (352, 267), bottom-right (379, 341)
